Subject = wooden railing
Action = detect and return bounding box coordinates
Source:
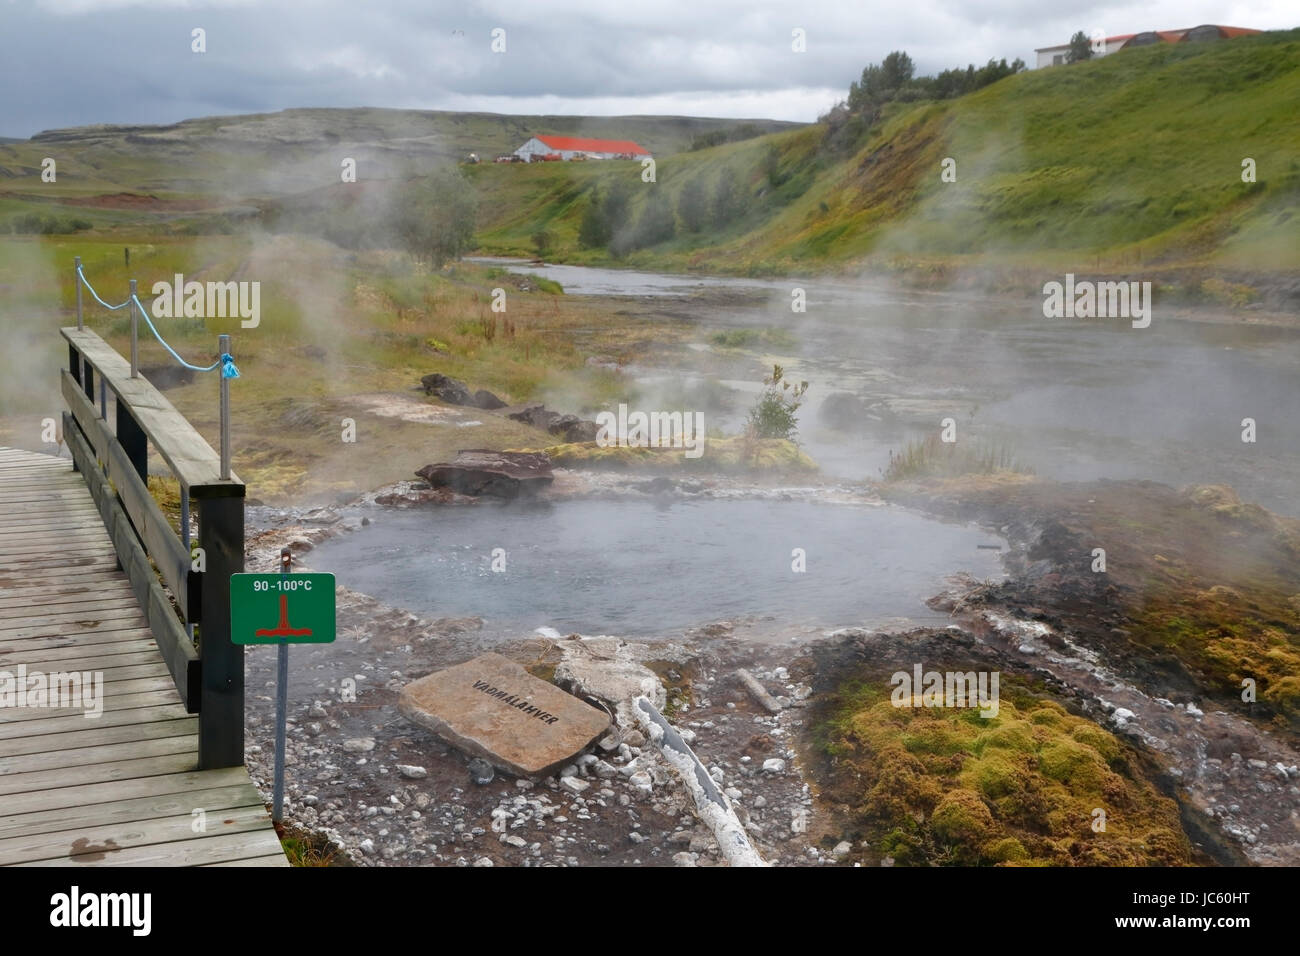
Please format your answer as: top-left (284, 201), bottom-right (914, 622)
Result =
top-left (62, 326), bottom-right (245, 769)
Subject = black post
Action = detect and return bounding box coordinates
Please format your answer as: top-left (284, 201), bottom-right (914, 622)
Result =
top-left (196, 490), bottom-right (245, 769)
top-left (115, 404), bottom-right (147, 484)
top-left (68, 343), bottom-right (81, 387)
top-left (82, 363), bottom-right (94, 404)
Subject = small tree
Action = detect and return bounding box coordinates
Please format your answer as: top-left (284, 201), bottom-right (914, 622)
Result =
top-left (746, 364), bottom-right (808, 441)
top-left (712, 167), bottom-right (742, 229)
top-left (578, 188), bottom-right (607, 248)
top-left (531, 229), bottom-right (552, 257)
top-left (1066, 31), bottom-right (1093, 64)
top-left (678, 178), bottom-right (707, 232)
top-left (389, 167), bottom-right (477, 267)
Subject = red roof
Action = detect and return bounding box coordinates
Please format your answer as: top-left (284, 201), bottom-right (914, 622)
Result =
top-left (535, 135), bottom-right (650, 155)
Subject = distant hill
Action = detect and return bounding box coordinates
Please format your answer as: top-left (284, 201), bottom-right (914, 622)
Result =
top-left (470, 28), bottom-right (1300, 279)
top-left (0, 108), bottom-right (799, 201)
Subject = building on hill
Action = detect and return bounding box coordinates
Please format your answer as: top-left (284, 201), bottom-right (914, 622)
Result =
top-left (513, 135), bottom-right (651, 162)
top-left (1034, 24), bottom-right (1261, 67)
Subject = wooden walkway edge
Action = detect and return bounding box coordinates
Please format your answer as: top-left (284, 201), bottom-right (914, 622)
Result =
top-left (0, 447), bottom-right (285, 866)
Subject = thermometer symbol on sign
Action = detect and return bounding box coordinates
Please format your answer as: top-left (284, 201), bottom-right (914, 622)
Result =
top-left (255, 593), bottom-right (314, 638)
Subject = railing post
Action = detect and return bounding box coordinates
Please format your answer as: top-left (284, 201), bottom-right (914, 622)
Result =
top-left (196, 488), bottom-right (244, 769)
top-left (74, 255), bottom-right (83, 330)
top-left (115, 403), bottom-right (148, 484)
top-left (129, 279), bottom-right (139, 378)
top-left (218, 334), bottom-right (231, 480)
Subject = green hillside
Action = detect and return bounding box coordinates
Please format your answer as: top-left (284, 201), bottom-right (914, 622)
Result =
top-left (470, 28), bottom-right (1300, 278)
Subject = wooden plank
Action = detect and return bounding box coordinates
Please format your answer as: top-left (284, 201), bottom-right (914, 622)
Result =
top-left (0, 679), bottom-right (180, 723)
top-left (62, 329), bottom-right (244, 496)
top-left (0, 752), bottom-right (199, 797)
top-left (0, 639), bottom-right (160, 664)
top-left (0, 733), bottom-right (197, 777)
top-left (0, 764), bottom-right (250, 815)
top-left (0, 604), bottom-right (144, 631)
top-left (0, 781), bottom-right (263, 841)
top-left (62, 370), bottom-right (194, 619)
top-left (0, 625), bottom-right (156, 654)
top-left (0, 593), bottom-right (141, 615)
top-left (60, 418), bottom-right (199, 709)
top-left (0, 660), bottom-right (171, 689)
top-left (0, 703), bottom-right (189, 740)
top-left (0, 803), bottom-right (273, 865)
top-left (0, 579), bottom-right (135, 603)
top-left (0, 715), bottom-right (197, 758)
top-left (16, 826), bottom-right (285, 867)
top-left (0, 609), bottom-right (146, 640)
top-left (202, 854), bottom-right (288, 867)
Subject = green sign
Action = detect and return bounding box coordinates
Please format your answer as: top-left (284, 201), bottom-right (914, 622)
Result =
top-left (230, 573), bottom-right (336, 644)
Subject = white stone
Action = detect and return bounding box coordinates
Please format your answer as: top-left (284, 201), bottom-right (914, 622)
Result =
top-left (397, 764), bottom-right (428, 779)
top-left (762, 758), bottom-right (786, 773)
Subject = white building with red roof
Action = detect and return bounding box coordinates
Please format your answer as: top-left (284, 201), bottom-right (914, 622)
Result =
top-left (513, 134), bottom-right (651, 162)
top-left (1035, 24), bottom-right (1261, 68)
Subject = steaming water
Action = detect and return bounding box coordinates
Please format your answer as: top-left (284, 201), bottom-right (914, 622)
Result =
top-left (309, 498), bottom-right (1004, 639)
top-left (481, 258), bottom-right (1300, 515)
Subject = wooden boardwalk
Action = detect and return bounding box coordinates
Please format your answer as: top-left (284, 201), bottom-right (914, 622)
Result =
top-left (0, 446), bottom-right (285, 866)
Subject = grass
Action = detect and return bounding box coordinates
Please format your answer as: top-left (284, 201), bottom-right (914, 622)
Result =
top-left (467, 28), bottom-right (1300, 282)
top-left (882, 434), bottom-right (1033, 481)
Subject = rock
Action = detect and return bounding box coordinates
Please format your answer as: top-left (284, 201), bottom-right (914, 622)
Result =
top-left (672, 852), bottom-right (698, 867)
top-left (503, 403), bottom-right (560, 430)
top-left (833, 841), bottom-right (852, 859)
top-left (398, 652), bottom-right (611, 778)
top-left (817, 392), bottom-right (867, 431)
top-left (308, 701), bottom-right (328, 717)
top-left (629, 831), bottom-right (645, 845)
top-left (420, 373), bottom-right (474, 406)
top-left (762, 758), bottom-right (786, 774)
top-left (548, 413), bottom-right (582, 436)
top-left (415, 450), bottom-right (554, 498)
top-left (623, 730), bottom-right (646, 748)
top-left (472, 389), bottom-right (507, 410)
top-left (343, 737), bottom-right (375, 753)
top-left (564, 420), bottom-right (600, 443)
top-left (397, 764), bottom-right (428, 780)
top-left (1113, 708), bottom-right (1136, 723)
top-left (553, 637), bottom-right (666, 725)
top-left (628, 771), bottom-right (654, 796)
top-left (468, 758), bottom-right (496, 785)
top-left (1186, 702), bottom-right (1204, 718)
top-left (560, 776), bottom-right (590, 794)
top-left (358, 838), bottom-right (375, 855)
top-left (593, 759), bottom-right (618, 780)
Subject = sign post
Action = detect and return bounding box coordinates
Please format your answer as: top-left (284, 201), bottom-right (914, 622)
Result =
top-left (231, 551), bottom-right (335, 823)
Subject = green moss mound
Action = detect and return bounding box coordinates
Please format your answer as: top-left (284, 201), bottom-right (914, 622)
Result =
top-left (818, 684), bottom-right (1192, 866)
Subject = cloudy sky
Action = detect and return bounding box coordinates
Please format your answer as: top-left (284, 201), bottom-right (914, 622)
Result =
top-left (1, 0), bottom-right (1294, 137)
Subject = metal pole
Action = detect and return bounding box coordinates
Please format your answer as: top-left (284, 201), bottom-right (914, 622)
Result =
top-left (128, 278), bottom-right (138, 378)
top-left (272, 548), bottom-right (291, 823)
top-left (218, 333), bottom-right (231, 481)
top-left (74, 256), bottom-right (83, 330)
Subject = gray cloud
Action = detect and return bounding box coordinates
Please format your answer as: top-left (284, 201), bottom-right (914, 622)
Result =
top-left (1, 0), bottom-right (1294, 136)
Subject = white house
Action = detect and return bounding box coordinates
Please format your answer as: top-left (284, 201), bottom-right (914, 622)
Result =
top-left (512, 134), bottom-right (651, 162)
top-left (1035, 24), bottom-right (1261, 68)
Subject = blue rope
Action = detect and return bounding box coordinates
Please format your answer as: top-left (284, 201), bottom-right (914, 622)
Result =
top-left (74, 263), bottom-right (239, 378)
top-left (76, 266), bottom-right (130, 310)
top-left (131, 294), bottom-right (239, 378)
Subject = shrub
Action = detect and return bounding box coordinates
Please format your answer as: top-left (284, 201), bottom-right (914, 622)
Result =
top-left (746, 364), bottom-right (808, 441)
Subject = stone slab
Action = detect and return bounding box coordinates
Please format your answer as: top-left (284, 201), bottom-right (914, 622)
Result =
top-left (398, 652), bottom-right (611, 778)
